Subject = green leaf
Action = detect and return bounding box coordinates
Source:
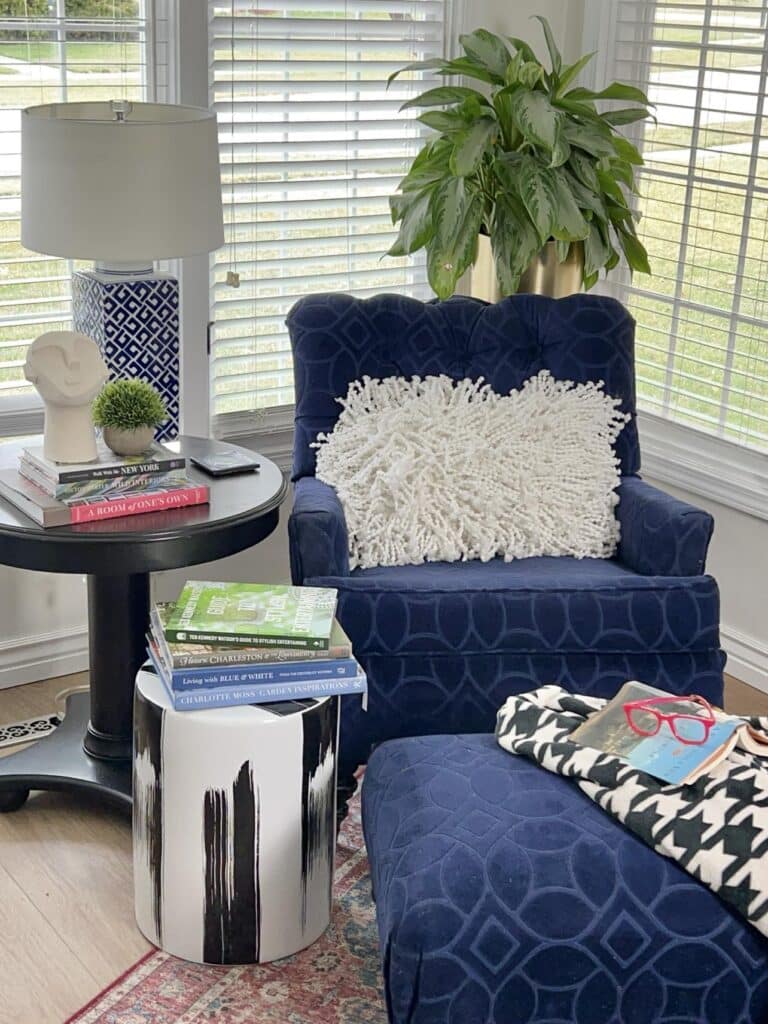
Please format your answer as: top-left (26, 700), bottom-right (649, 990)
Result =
top-left (506, 36), bottom-right (537, 63)
top-left (568, 148), bottom-right (601, 192)
top-left (549, 130), bottom-right (571, 168)
top-left (553, 97), bottom-right (599, 119)
top-left (439, 56), bottom-right (503, 85)
top-left (459, 29), bottom-right (512, 80)
top-left (564, 120), bottom-right (617, 158)
top-left (532, 15), bottom-right (562, 76)
top-left (551, 169), bottom-right (589, 241)
top-left (400, 86), bottom-right (487, 111)
top-left (584, 269), bottom-right (600, 291)
top-left (610, 158), bottom-right (635, 190)
top-left (504, 50), bottom-right (524, 86)
top-left (617, 223), bottom-right (651, 275)
top-left (613, 135), bottom-right (644, 166)
top-left (417, 109), bottom-right (466, 133)
top-left (560, 167), bottom-right (606, 218)
top-left (518, 61), bottom-right (544, 89)
top-left (399, 138), bottom-right (452, 191)
top-left (513, 154), bottom-right (560, 244)
top-left (427, 179), bottom-right (484, 298)
top-left (568, 82), bottom-right (652, 106)
top-left (583, 220), bottom-right (611, 276)
top-left (493, 87), bottom-right (522, 149)
top-left (450, 117), bottom-right (498, 176)
top-left (387, 58), bottom-right (445, 87)
top-left (602, 107), bottom-right (652, 127)
top-left (606, 201), bottom-right (634, 223)
top-left (510, 89), bottom-right (562, 150)
top-left (555, 239), bottom-right (571, 262)
top-left (490, 195), bottom-right (541, 294)
top-left (597, 167), bottom-right (629, 206)
top-left (390, 192), bottom-right (411, 223)
top-left (556, 52), bottom-right (596, 95)
top-left (388, 188), bottom-right (435, 256)
top-left (605, 245), bottom-right (621, 272)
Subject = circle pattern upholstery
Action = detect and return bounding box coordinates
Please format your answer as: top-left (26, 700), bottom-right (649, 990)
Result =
top-left (362, 734), bottom-right (768, 1024)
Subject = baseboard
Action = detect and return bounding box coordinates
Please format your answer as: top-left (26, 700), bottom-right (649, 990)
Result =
top-left (721, 624), bottom-right (768, 695)
top-left (0, 625), bottom-right (88, 690)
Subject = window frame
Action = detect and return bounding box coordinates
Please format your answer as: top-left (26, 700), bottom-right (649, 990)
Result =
top-left (582, 0), bottom-right (768, 518)
top-left (0, 0), bottom-right (167, 438)
top-left (205, 0), bottom-right (451, 445)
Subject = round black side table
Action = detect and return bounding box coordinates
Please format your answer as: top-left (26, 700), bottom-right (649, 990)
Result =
top-left (0, 436), bottom-right (287, 812)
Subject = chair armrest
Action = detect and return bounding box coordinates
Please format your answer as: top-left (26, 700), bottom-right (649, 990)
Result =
top-left (289, 476), bottom-right (350, 582)
top-left (617, 476), bottom-right (714, 576)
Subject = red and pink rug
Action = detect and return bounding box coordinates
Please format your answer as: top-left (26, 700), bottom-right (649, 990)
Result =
top-left (66, 795), bottom-right (387, 1023)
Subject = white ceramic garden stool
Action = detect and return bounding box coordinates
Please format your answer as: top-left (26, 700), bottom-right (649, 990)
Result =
top-left (132, 667), bottom-right (339, 965)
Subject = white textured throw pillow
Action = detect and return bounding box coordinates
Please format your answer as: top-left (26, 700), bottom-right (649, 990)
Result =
top-left (313, 371), bottom-right (630, 570)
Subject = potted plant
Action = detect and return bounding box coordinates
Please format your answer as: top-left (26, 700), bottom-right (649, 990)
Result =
top-left (387, 19), bottom-right (653, 300)
top-left (92, 378), bottom-right (167, 456)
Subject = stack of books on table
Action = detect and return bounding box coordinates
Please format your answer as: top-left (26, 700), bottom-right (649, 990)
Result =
top-left (0, 440), bottom-right (208, 527)
top-left (147, 581), bottom-right (367, 711)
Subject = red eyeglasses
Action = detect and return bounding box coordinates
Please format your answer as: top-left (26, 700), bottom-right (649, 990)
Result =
top-left (623, 694), bottom-right (716, 746)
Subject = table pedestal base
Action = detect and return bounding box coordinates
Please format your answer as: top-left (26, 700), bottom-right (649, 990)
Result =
top-left (0, 692), bottom-right (131, 811)
top-left (85, 572), bottom-right (149, 762)
top-left (0, 570), bottom-right (147, 810)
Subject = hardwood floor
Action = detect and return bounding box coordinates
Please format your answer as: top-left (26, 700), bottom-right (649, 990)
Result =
top-left (0, 671), bottom-right (766, 1023)
top-left (0, 675), bottom-right (149, 1024)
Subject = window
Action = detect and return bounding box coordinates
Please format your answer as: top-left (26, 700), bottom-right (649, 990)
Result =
top-left (592, 0), bottom-right (768, 450)
top-left (0, 0), bottom-right (166, 433)
top-left (209, 0), bottom-right (447, 432)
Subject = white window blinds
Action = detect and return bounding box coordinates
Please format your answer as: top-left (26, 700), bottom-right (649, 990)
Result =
top-left (0, 1), bottom-right (165, 418)
top-left (210, 0), bottom-right (446, 426)
top-left (594, 0), bottom-right (768, 449)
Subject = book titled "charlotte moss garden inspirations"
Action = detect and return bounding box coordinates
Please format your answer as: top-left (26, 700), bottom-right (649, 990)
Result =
top-left (163, 581), bottom-right (338, 650)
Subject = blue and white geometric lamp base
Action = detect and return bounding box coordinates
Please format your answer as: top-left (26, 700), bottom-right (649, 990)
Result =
top-left (73, 270), bottom-right (180, 440)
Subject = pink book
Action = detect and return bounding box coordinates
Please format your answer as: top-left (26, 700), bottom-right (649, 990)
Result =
top-left (0, 468), bottom-right (209, 528)
top-left (69, 485), bottom-right (209, 524)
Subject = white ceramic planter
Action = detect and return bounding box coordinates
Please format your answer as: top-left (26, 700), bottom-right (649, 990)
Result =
top-left (103, 425), bottom-right (155, 456)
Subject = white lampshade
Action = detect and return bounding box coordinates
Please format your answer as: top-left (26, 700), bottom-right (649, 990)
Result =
top-left (21, 101), bottom-right (224, 263)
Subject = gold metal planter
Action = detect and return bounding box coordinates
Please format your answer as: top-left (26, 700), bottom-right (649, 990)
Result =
top-left (470, 235), bottom-right (584, 302)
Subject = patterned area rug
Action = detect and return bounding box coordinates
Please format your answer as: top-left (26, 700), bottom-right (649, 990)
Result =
top-left (66, 794), bottom-right (387, 1023)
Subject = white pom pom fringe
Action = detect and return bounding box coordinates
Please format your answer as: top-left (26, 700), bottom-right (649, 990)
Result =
top-left (312, 371), bottom-right (630, 571)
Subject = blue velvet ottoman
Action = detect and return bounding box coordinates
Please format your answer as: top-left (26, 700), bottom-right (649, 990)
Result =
top-left (361, 734), bottom-right (768, 1024)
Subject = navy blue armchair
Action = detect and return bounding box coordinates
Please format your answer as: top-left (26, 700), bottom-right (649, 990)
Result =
top-left (286, 293), bottom-right (725, 803)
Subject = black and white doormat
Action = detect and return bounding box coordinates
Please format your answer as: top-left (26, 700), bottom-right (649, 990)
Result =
top-left (0, 713), bottom-right (60, 750)
top-left (496, 685), bottom-right (768, 938)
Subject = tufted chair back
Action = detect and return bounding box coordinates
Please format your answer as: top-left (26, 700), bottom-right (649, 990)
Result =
top-left (287, 292), bottom-right (640, 480)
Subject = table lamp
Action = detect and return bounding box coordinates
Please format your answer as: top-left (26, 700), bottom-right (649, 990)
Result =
top-left (21, 100), bottom-right (224, 439)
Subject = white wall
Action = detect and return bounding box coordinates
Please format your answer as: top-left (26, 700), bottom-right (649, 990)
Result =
top-left (153, 487), bottom-right (293, 603)
top-left (0, 568), bottom-right (87, 687)
top-left (470, 0), bottom-right (585, 62)
top-left (644, 477), bottom-right (768, 691)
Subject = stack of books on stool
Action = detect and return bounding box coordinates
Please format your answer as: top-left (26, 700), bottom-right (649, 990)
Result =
top-left (0, 440), bottom-right (208, 527)
top-left (148, 580), bottom-right (366, 711)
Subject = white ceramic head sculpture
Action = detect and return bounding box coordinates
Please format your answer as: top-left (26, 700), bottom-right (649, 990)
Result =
top-left (24, 331), bottom-right (108, 464)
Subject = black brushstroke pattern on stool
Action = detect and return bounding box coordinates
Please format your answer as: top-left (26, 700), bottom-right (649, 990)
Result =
top-left (300, 697), bottom-right (338, 924)
top-left (134, 693), bottom-right (163, 944)
top-left (203, 761), bottom-right (260, 964)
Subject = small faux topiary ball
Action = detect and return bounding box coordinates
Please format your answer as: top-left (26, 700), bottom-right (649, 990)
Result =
top-left (92, 379), bottom-right (167, 456)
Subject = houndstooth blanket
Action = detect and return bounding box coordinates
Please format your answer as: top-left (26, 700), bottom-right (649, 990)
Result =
top-left (495, 685), bottom-right (768, 937)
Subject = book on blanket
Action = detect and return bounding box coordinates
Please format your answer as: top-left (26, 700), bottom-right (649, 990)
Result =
top-left (571, 681), bottom-right (768, 785)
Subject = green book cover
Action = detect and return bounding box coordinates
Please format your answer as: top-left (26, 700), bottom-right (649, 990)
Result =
top-left (164, 582), bottom-right (338, 650)
top-left (152, 603), bottom-right (352, 668)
